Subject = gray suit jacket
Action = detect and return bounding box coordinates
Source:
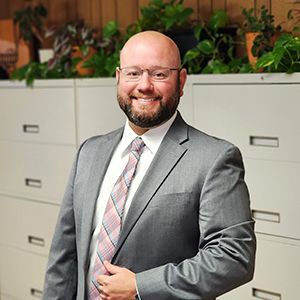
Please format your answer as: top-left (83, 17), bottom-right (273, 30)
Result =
top-left (43, 113), bottom-right (256, 300)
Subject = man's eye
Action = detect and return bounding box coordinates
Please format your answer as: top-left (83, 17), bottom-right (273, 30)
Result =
top-left (127, 71), bottom-right (140, 77)
top-left (152, 71), bottom-right (167, 79)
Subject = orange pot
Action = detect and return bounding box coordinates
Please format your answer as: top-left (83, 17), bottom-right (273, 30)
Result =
top-left (245, 32), bottom-right (259, 68)
top-left (71, 46), bottom-right (96, 76)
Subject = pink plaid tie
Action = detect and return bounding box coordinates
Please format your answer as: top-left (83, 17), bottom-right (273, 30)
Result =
top-left (88, 137), bottom-right (145, 299)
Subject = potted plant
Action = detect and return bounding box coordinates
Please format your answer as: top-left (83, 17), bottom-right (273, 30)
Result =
top-left (83, 20), bottom-right (123, 77)
top-left (128, 0), bottom-right (196, 59)
top-left (46, 20), bottom-right (101, 76)
top-left (183, 10), bottom-right (248, 74)
top-left (241, 5), bottom-right (281, 67)
top-left (256, 33), bottom-right (300, 73)
top-left (13, 3), bottom-right (48, 64)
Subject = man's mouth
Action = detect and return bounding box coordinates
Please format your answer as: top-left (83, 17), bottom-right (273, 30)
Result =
top-left (130, 95), bottom-right (161, 102)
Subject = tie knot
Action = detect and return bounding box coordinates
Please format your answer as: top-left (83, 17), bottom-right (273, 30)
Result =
top-left (130, 137), bottom-right (145, 156)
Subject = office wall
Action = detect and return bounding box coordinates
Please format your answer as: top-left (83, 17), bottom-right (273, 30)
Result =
top-left (0, 0), bottom-right (299, 33)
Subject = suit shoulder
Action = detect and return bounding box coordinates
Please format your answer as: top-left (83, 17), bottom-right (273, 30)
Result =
top-left (188, 125), bottom-right (236, 152)
top-left (79, 127), bottom-right (123, 151)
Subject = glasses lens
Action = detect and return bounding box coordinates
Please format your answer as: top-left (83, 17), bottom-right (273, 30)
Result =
top-left (120, 67), bottom-right (175, 81)
top-left (151, 69), bottom-right (170, 81)
top-left (122, 67), bottom-right (141, 81)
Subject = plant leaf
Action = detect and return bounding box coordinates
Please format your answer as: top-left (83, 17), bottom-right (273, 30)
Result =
top-left (197, 39), bottom-right (215, 55)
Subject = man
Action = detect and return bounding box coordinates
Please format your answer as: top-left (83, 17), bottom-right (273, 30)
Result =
top-left (43, 31), bottom-right (256, 300)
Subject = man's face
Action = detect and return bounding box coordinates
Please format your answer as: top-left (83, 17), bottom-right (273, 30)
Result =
top-left (116, 35), bottom-right (186, 133)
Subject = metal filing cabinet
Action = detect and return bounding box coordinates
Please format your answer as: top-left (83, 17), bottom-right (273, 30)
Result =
top-left (189, 73), bottom-right (300, 300)
top-left (0, 80), bottom-right (77, 300)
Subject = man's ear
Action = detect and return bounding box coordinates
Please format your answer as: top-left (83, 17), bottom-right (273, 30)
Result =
top-left (179, 68), bottom-right (187, 97)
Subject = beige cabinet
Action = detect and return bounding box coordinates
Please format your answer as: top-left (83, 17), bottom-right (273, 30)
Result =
top-left (0, 195), bottom-right (59, 255)
top-left (0, 246), bottom-right (47, 300)
top-left (190, 73), bottom-right (300, 300)
top-left (1, 74), bottom-right (299, 299)
top-left (0, 80), bottom-right (76, 145)
top-left (0, 78), bottom-right (129, 299)
top-left (0, 80), bottom-right (77, 299)
top-left (219, 234), bottom-right (300, 300)
top-left (75, 78), bottom-right (125, 145)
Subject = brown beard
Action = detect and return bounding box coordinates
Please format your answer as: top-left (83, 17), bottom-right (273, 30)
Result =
top-left (117, 79), bottom-right (181, 128)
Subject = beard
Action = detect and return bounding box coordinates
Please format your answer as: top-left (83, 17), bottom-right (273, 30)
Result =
top-left (117, 80), bottom-right (181, 128)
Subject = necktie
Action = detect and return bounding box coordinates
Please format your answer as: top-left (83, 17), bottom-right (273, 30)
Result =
top-left (88, 137), bottom-right (145, 299)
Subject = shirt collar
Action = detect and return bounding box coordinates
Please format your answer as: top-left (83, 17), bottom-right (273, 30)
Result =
top-left (119, 111), bottom-right (178, 156)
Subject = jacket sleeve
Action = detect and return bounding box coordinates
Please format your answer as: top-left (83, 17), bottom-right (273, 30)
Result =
top-left (42, 149), bottom-right (81, 300)
top-left (136, 145), bottom-right (256, 300)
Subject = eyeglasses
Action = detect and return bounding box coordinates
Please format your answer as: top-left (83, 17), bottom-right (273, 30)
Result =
top-left (118, 66), bottom-right (180, 82)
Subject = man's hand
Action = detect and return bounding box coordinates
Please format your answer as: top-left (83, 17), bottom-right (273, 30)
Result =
top-left (97, 261), bottom-right (137, 300)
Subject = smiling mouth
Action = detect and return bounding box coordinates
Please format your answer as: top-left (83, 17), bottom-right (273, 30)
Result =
top-left (130, 96), bottom-right (161, 102)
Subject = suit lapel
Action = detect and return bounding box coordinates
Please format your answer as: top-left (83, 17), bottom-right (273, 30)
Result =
top-left (113, 113), bottom-right (189, 258)
top-left (81, 129), bottom-right (123, 270)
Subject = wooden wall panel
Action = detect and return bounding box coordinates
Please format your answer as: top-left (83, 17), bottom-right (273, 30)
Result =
top-left (76, 0), bottom-right (92, 25)
top-left (199, 0), bottom-right (212, 22)
top-left (272, 0), bottom-right (296, 31)
top-left (117, 0), bottom-right (139, 33)
top-left (256, 0), bottom-right (270, 12)
top-left (0, 0), bottom-right (297, 33)
top-left (0, 1), bottom-right (9, 19)
top-left (226, 0), bottom-right (253, 25)
top-left (90, 0), bottom-right (102, 30)
top-left (47, 0), bottom-right (69, 25)
top-left (212, 0), bottom-right (226, 11)
top-left (8, 0), bottom-right (25, 17)
top-left (101, 0), bottom-right (117, 28)
top-left (184, 0), bottom-right (199, 21)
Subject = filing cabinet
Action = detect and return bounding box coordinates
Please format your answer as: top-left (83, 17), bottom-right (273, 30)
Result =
top-left (0, 80), bottom-right (77, 300)
top-left (75, 78), bottom-right (125, 144)
top-left (219, 234), bottom-right (300, 300)
top-left (189, 73), bottom-right (300, 300)
top-left (0, 78), bottom-right (126, 299)
top-left (1, 74), bottom-right (299, 299)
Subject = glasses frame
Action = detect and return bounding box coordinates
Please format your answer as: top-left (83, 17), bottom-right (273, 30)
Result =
top-left (117, 66), bottom-right (181, 82)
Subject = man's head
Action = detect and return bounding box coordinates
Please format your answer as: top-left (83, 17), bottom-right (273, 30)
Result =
top-left (116, 31), bottom-right (187, 135)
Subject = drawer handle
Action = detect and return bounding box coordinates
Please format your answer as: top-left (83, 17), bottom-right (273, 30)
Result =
top-left (23, 124), bottom-right (39, 134)
top-left (249, 136), bottom-right (279, 148)
top-left (30, 288), bottom-right (43, 298)
top-left (28, 235), bottom-right (45, 247)
top-left (252, 288), bottom-right (281, 300)
top-left (25, 178), bottom-right (42, 188)
top-left (252, 209), bottom-right (280, 223)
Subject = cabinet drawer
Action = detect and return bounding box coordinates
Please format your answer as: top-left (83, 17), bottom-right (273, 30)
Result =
top-left (0, 195), bottom-right (59, 255)
top-left (0, 84), bottom-right (76, 145)
top-left (75, 80), bottom-right (125, 145)
top-left (1, 294), bottom-right (21, 300)
top-left (218, 235), bottom-right (300, 300)
top-left (0, 141), bottom-right (75, 204)
top-left (0, 246), bottom-right (47, 300)
top-left (193, 84), bottom-right (300, 162)
top-left (245, 159), bottom-right (300, 240)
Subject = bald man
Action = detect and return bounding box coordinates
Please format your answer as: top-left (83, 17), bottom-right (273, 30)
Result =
top-left (43, 31), bottom-right (256, 300)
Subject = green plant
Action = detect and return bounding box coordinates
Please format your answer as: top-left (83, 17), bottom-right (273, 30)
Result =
top-left (83, 21), bottom-right (122, 77)
top-left (134, 0), bottom-right (193, 33)
top-left (46, 20), bottom-right (101, 74)
top-left (183, 10), bottom-right (249, 74)
top-left (256, 33), bottom-right (300, 72)
top-left (242, 5), bottom-right (281, 57)
top-left (13, 3), bottom-right (48, 44)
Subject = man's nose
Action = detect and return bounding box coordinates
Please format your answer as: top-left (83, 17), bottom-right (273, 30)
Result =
top-left (137, 71), bottom-right (154, 92)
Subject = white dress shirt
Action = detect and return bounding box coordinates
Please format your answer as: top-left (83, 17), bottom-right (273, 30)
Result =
top-left (87, 111), bottom-right (177, 286)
